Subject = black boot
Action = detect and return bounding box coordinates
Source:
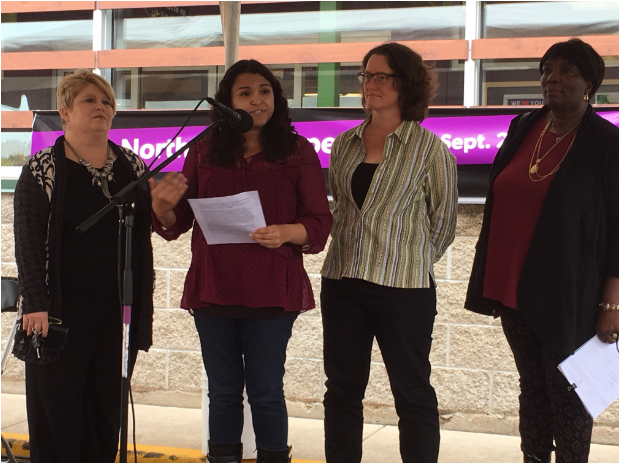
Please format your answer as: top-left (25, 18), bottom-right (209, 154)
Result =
top-left (256, 445), bottom-right (292, 463)
top-left (207, 441), bottom-right (243, 463)
top-left (523, 451), bottom-right (552, 463)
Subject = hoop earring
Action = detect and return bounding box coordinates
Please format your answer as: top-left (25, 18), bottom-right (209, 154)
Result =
top-left (584, 93), bottom-right (589, 102)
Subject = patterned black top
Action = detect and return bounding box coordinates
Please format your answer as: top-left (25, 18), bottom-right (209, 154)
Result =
top-left (13, 136), bottom-right (155, 351)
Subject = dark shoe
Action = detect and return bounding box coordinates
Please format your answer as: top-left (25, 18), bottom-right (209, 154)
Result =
top-left (256, 445), bottom-right (292, 463)
top-left (207, 441), bottom-right (243, 463)
top-left (523, 451), bottom-right (552, 463)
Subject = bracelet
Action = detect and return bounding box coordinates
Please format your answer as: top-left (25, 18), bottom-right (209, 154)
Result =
top-left (599, 302), bottom-right (619, 311)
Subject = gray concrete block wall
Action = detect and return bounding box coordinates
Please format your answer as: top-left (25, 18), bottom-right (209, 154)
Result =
top-left (2, 193), bottom-right (618, 444)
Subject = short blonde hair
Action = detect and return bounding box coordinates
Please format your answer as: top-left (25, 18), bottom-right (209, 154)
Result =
top-left (56, 70), bottom-right (116, 126)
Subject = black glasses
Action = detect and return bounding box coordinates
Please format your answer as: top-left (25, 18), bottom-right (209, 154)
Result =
top-left (357, 72), bottom-right (396, 85)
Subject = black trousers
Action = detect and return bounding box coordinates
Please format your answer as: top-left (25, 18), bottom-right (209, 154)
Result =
top-left (500, 306), bottom-right (593, 463)
top-left (321, 277), bottom-right (440, 463)
top-left (25, 292), bottom-right (134, 463)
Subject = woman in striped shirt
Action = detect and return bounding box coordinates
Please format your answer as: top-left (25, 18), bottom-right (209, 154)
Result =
top-left (320, 42), bottom-right (458, 463)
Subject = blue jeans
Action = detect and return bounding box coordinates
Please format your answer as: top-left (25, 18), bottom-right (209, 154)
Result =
top-left (194, 312), bottom-right (298, 451)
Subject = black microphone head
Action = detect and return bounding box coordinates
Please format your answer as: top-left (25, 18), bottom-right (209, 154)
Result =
top-left (228, 109), bottom-right (254, 133)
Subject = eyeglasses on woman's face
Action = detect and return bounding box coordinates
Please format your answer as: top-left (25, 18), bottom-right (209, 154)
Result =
top-left (357, 72), bottom-right (396, 85)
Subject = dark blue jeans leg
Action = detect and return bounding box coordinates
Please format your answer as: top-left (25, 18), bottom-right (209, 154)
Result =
top-left (194, 313), bottom-right (298, 450)
top-left (241, 314), bottom-right (298, 451)
top-left (194, 314), bottom-right (245, 445)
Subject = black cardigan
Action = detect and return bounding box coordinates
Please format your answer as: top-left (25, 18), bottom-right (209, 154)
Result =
top-left (465, 105), bottom-right (619, 355)
top-left (13, 136), bottom-right (155, 351)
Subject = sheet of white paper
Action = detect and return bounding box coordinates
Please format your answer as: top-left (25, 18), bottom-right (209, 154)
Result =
top-left (558, 335), bottom-right (619, 419)
top-left (188, 191), bottom-right (267, 245)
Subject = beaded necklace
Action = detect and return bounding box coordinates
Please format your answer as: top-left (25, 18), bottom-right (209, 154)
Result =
top-left (64, 140), bottom-right (114, 199)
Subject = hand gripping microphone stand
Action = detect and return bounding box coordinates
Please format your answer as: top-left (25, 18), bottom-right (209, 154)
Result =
top-left (76, 107), bottom-right (252, 463)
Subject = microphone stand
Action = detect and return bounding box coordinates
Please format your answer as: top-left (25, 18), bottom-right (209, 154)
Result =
top-left (77, 115), bottom-right (225, 463)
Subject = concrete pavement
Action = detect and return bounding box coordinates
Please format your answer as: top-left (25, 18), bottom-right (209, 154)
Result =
top-left (2, 392), bottom-right (619, 462)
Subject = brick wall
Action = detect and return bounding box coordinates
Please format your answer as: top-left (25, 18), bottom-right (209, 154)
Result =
top-left (2, 193), bottom-right (618, 443)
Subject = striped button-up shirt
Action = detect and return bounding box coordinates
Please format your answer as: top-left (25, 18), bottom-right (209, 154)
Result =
top-left (321, 118), bottom-right (458, 288)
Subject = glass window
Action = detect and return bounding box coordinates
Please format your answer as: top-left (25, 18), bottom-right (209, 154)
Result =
top-left (1, 70), bottom-right (73, 111)
top-left (113, 6), bottom-right (222, 49)
top-left (112, 68), bottom-right (214, 109)
top-left (1, 131), bottom-right (32, 166)
top-left (596, 60), bottom-right (619, 105)
top-left (268, 66), bottom-right (296, 105)
top-left (480, 58), bottom-right (619, 105)
top-left (1, 11), bottom-right (93, 52)
top-left (239, 1), bottom-right (465, 45)
top-left (481, 59), bottom-right (543, 105)
top-left (483, 1), bottom-right (619, 38)
top-left (112, 2), bottom-right (465, 50)
top-left (433, 60), bottom-right (465, 106)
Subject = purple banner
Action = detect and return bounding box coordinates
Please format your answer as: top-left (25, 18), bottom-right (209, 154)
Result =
top-left (31, 111), bottom-right (619, 171)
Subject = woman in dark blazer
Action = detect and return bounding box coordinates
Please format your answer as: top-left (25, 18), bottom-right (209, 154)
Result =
top-left (466, 38), bottom-right (619, 463)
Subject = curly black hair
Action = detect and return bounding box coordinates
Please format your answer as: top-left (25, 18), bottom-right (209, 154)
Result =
top-left (539, 38), bottom-right (605, 102)
top-left (207, 59), bottom-right (298, 167)
top-left (361, 42), bottom-right (438, 123)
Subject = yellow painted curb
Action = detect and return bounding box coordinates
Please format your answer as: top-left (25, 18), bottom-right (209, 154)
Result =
top-left (1, 433), bottom-right (29, 457)
top-left (1, 433), bottom-right (323, 463)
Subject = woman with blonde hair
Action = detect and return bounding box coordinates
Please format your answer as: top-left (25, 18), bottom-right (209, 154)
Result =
top-left (13, 69), bottom-right (154, 463)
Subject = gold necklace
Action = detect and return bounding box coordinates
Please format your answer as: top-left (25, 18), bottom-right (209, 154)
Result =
top-left (550, 118), bottom-right (581, 143)
top-left (528, 120), bottom-right (579, 182)
top-left (528, 118), bottom-right (580, 178)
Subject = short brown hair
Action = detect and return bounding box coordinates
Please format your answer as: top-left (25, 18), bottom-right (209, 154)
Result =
top-left (361, 42), bottom-right (437, 122)
top-left (56, 69), bottom-right (116, 126)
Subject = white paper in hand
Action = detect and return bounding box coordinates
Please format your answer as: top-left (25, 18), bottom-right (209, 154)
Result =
top-left (188, 191), bottom-right (267, 245)
top-left (558, 335), bottom-right (619, 419)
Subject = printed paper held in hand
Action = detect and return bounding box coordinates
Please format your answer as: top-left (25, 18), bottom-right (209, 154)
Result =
top-left (188, 191), bottom-right (266, 245)
top-left (558, 335), bottom-right (619, 419)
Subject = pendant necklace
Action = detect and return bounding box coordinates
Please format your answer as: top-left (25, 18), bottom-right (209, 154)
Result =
top-left (528, 117), bottom-right (580, 177)
top-left (551, 118), bottom-right (581, 143)
top-left (64, 139), bottom-right (114, 200)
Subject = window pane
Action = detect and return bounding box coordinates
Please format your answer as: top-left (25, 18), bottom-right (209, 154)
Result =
top-left (2, 70), bottom-right (63, 111)
top-left (483, 1), bottom-right (619, 38)
top-left (1, 131), bottom-right (32, 166)
top-left (112, 68), bottom-right (212, 109)
top-left (480, 58), bottom-right (619, 105)
top-left (481, 59), bottom-right (543, 105)
top-left (239, 3), bottom-right (465, 45)
top-left (1, 11), bottom-right (93, 52)
top-left (595, 60), bottom-right (619, 105)
top-left (113, 6), bottom-right (222, 49)
top-left (434, 60), bottom-right (465, 106)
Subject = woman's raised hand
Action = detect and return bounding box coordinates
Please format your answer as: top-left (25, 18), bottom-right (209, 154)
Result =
top-left (148, 172), bottom-right (188, 228)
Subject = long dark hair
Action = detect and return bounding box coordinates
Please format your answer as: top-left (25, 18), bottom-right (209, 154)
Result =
top-left (361, 42), bottom-right (437, 123)
top-left (207, 59), bottom-right (298, 167)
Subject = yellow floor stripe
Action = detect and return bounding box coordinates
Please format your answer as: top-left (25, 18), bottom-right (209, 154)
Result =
top-left (1, 432), bottom-right (323, 463)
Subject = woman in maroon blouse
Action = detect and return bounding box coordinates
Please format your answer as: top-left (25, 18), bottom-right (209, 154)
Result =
top-left (466, 39), bottom-right (619, 463)
top-left (149, 60), bottom-right (332, 463)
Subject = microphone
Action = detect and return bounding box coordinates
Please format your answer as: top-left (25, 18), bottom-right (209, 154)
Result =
top-left (206, 97), bottom-right (254, 133)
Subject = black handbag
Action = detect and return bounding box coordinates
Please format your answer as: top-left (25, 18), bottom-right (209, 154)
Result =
top-left (12, 321), bottom-right (69, 365)
top-left (1, 277), bottom-right (19, 312)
